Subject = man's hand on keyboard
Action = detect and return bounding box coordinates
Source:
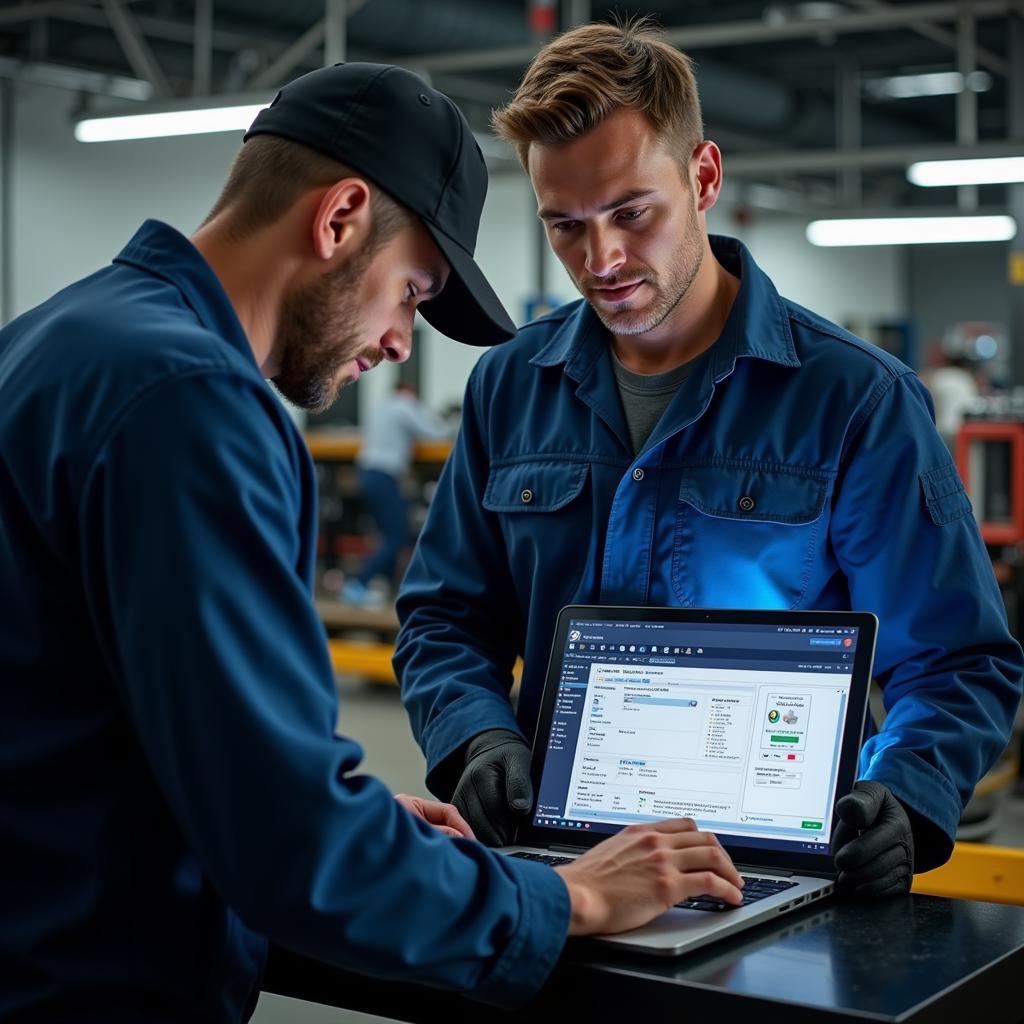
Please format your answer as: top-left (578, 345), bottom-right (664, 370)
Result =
top-left (554, 818), bottom-right (744, 936)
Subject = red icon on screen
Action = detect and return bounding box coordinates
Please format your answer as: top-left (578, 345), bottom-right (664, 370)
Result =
top-left (843, 637), bottom-right (853, 647)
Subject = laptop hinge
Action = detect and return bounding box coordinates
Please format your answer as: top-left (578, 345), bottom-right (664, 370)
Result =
top-left (549, 843), bottom-right (588, 854)
top-left (734, 864), bottom-right (837, 881)
top-left (734, 863), bottom-right (795, 877)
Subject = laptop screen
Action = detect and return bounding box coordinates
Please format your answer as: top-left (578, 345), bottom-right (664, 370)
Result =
top-left (529, 609), bottom-right (874, 861)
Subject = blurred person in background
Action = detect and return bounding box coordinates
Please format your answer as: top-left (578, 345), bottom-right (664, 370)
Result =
top-left (343, 381), bottom-right (453, 607)
top-left (925, 352), bottom-right (980, 452)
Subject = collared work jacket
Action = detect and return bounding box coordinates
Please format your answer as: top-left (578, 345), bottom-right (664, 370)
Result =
top-left (397, 235), bottom-right (1023, 868)
top-left (0, 220), bottom-right (567, 1020)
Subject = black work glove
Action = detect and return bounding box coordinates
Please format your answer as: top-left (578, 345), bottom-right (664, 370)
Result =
top-left (451, 729), bottom-right (533, 847)
top-left (833, 780), bottom-right (914, 900)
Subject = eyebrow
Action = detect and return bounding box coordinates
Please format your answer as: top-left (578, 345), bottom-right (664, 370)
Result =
top-left (537, 189), bottom-right (657, 221)
top-left (420, 271), bottom-right (443, 299)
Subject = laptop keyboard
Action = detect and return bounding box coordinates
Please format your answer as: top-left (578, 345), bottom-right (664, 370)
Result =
top-left (510, 852), bottom-right (575, 866)
top-left (677, 876), bottom-right (799, 912)
top-left (509, 854), bottom-right (798, 911)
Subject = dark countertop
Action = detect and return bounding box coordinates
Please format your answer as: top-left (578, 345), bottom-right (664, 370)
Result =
top-left (264, 894), bottom-right (1024, 1023)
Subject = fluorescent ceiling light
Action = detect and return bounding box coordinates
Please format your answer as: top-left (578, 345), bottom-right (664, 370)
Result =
top-left (864, 70), bottom-right (992, 100)
top-left (75, 101), bottom-right (268, 142)
top-left (908, 156), bottom-right (1024, 187)
top-left (806, 215), bottom-right (1016, 246)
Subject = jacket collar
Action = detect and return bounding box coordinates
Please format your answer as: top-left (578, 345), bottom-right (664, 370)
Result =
top-left (113, 219), bottom-right (257, 367)
top-left (529, 234), bottom-right (800, 378)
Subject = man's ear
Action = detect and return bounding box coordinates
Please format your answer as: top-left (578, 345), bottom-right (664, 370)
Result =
top-left (310, 177), bottom-right (372, 261)
top-left (691, 141), bottom-right (724, 213)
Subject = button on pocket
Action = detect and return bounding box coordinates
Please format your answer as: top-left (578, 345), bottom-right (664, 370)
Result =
top-left (738, 495), bottom-right (755, 512)
top-left (632, 468), bottom-right (645, 481)
top-left (483, 461), bottom-right (588, 513)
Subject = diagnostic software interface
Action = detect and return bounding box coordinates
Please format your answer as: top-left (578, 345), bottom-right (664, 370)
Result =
top-left (534, 618), bottom-right (861, 854)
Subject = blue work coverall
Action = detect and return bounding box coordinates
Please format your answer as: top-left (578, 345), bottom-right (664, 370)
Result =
top-left (0, 220), bottom-right (566, 1020)
top-left (396, 235), bottom-right (1023, 869)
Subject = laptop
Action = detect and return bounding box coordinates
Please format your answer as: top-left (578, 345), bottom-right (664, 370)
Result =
top-left (501, 605), bottom-right (877, 956)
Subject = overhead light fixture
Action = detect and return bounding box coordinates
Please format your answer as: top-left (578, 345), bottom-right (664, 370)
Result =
top-left (864, 70), bottom-right (992, 100)
top-left (806, 215), bottom-right (1016, 246)
top-left (907, 156), bottom-right (1024, 187)
top-left (0, 57), bottom-right (154, 101)
top-left (74, 94), bottom-right (270, 143)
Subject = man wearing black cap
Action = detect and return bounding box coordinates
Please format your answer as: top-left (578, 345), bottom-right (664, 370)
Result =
top-left (0, 63), bottom-right (743, 1020)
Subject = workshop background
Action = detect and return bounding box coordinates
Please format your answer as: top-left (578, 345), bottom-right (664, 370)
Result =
top-left (1, 1), bottom-right (1022, 1020)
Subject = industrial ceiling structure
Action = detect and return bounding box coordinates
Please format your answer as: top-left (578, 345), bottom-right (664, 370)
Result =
top-left (0, 0), bottom-right (1022, 214)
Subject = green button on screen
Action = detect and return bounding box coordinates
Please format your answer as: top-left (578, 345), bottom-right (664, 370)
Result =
top-left (801, 821), bottom-right (823, 830)
top-left (770, 734), bottom-right (799, 743)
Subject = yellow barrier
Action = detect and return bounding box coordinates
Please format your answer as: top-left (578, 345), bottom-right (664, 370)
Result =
top-left (305, 434), bottom-right (451, 462)
top-left (913, 842), bottom-right (1024, 905)
top-left (328, 639), bottom-right (524, 692)
top-left (328, 639), bottom-right (397, 684)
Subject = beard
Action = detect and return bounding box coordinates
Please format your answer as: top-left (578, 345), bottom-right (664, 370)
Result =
top-left (577, 200), bottom-right (704, 337)
top-left (271, 250), bottom-right (377, 413)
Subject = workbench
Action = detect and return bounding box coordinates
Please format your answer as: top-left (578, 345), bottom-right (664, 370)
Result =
top-left (264, 892), bottom-right (1024, 1023)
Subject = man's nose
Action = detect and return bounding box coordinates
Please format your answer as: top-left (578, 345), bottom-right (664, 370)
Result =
top-left (380, 327), bottom-right (412, 364)
top-left (585, 227), bottom-right (626, 279)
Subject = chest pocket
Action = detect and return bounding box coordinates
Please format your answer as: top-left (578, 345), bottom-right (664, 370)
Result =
top-left (671, 463), bottom-right (831, 609)
top-left (483, 460), bottom-right (591, 600)
top-left (483, 460), bottom-right (588, 513)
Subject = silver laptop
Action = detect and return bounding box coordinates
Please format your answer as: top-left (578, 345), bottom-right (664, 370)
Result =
top-left (501, 605), bottom-right (877, 956)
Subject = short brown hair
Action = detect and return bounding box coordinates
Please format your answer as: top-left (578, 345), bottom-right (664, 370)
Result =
top-left (203, 134), bottom-right (411, 244)
top-left (492, 17), bottom-right (703, 170)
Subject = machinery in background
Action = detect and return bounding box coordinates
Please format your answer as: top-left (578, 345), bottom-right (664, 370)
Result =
top-left (953, 324), bottom-right (1024, 835)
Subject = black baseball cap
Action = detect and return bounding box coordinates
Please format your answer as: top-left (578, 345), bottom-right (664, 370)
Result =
top-left (244, 62), bottom-right (516, 347)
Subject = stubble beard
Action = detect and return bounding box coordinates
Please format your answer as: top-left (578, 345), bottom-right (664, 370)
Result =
top-left (272, 252), bottom-right (375, 413)
top-left (581, 206), bottom-right (705, 338)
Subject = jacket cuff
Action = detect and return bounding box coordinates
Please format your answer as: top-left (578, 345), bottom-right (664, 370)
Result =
top-left (859, 746), bottom-right (960, 871)
top-left (422, 690), bottom-right (525, 796)
top-left (470, 854), bottom-right (569, 1007)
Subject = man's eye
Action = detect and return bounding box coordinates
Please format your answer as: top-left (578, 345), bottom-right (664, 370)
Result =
top-left (406, 283), bottom-right (419, 301)
top-left (618, 207), bottom-right (648, 222)
top-left (550, 221), bottom-right (579, 234)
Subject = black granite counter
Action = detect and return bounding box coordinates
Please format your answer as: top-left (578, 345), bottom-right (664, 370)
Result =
top-left (265, 894), bottom-right (1024, 1023)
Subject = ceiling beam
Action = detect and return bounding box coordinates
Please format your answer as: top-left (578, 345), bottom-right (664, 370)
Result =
top-left (324, 0), bottom-right (348, 66)
top-left (385, 1), bottom-right (1014, 74)
top-left (661, 1), bottom-right (1013, 49)
top-left (192, 0), bottom-right (212, 95)
top-left (846, 0), bottom-right (1008, 76)
top-left (0, 54), bottom-right (153, 99)
top-left (248, 19), bottom-right (325, 90)
top-left (0, 2), bottom-right (94, 28)
top-left (101, 0), bottom-right (170, 97)
top-left (247, 0), bottom-right (368, 90)
top-left (0, 3), bottom-right (280, 56)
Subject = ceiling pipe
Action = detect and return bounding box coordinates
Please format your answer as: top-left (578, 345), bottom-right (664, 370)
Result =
top-left (724, 139), bottom-right (1024, 177)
